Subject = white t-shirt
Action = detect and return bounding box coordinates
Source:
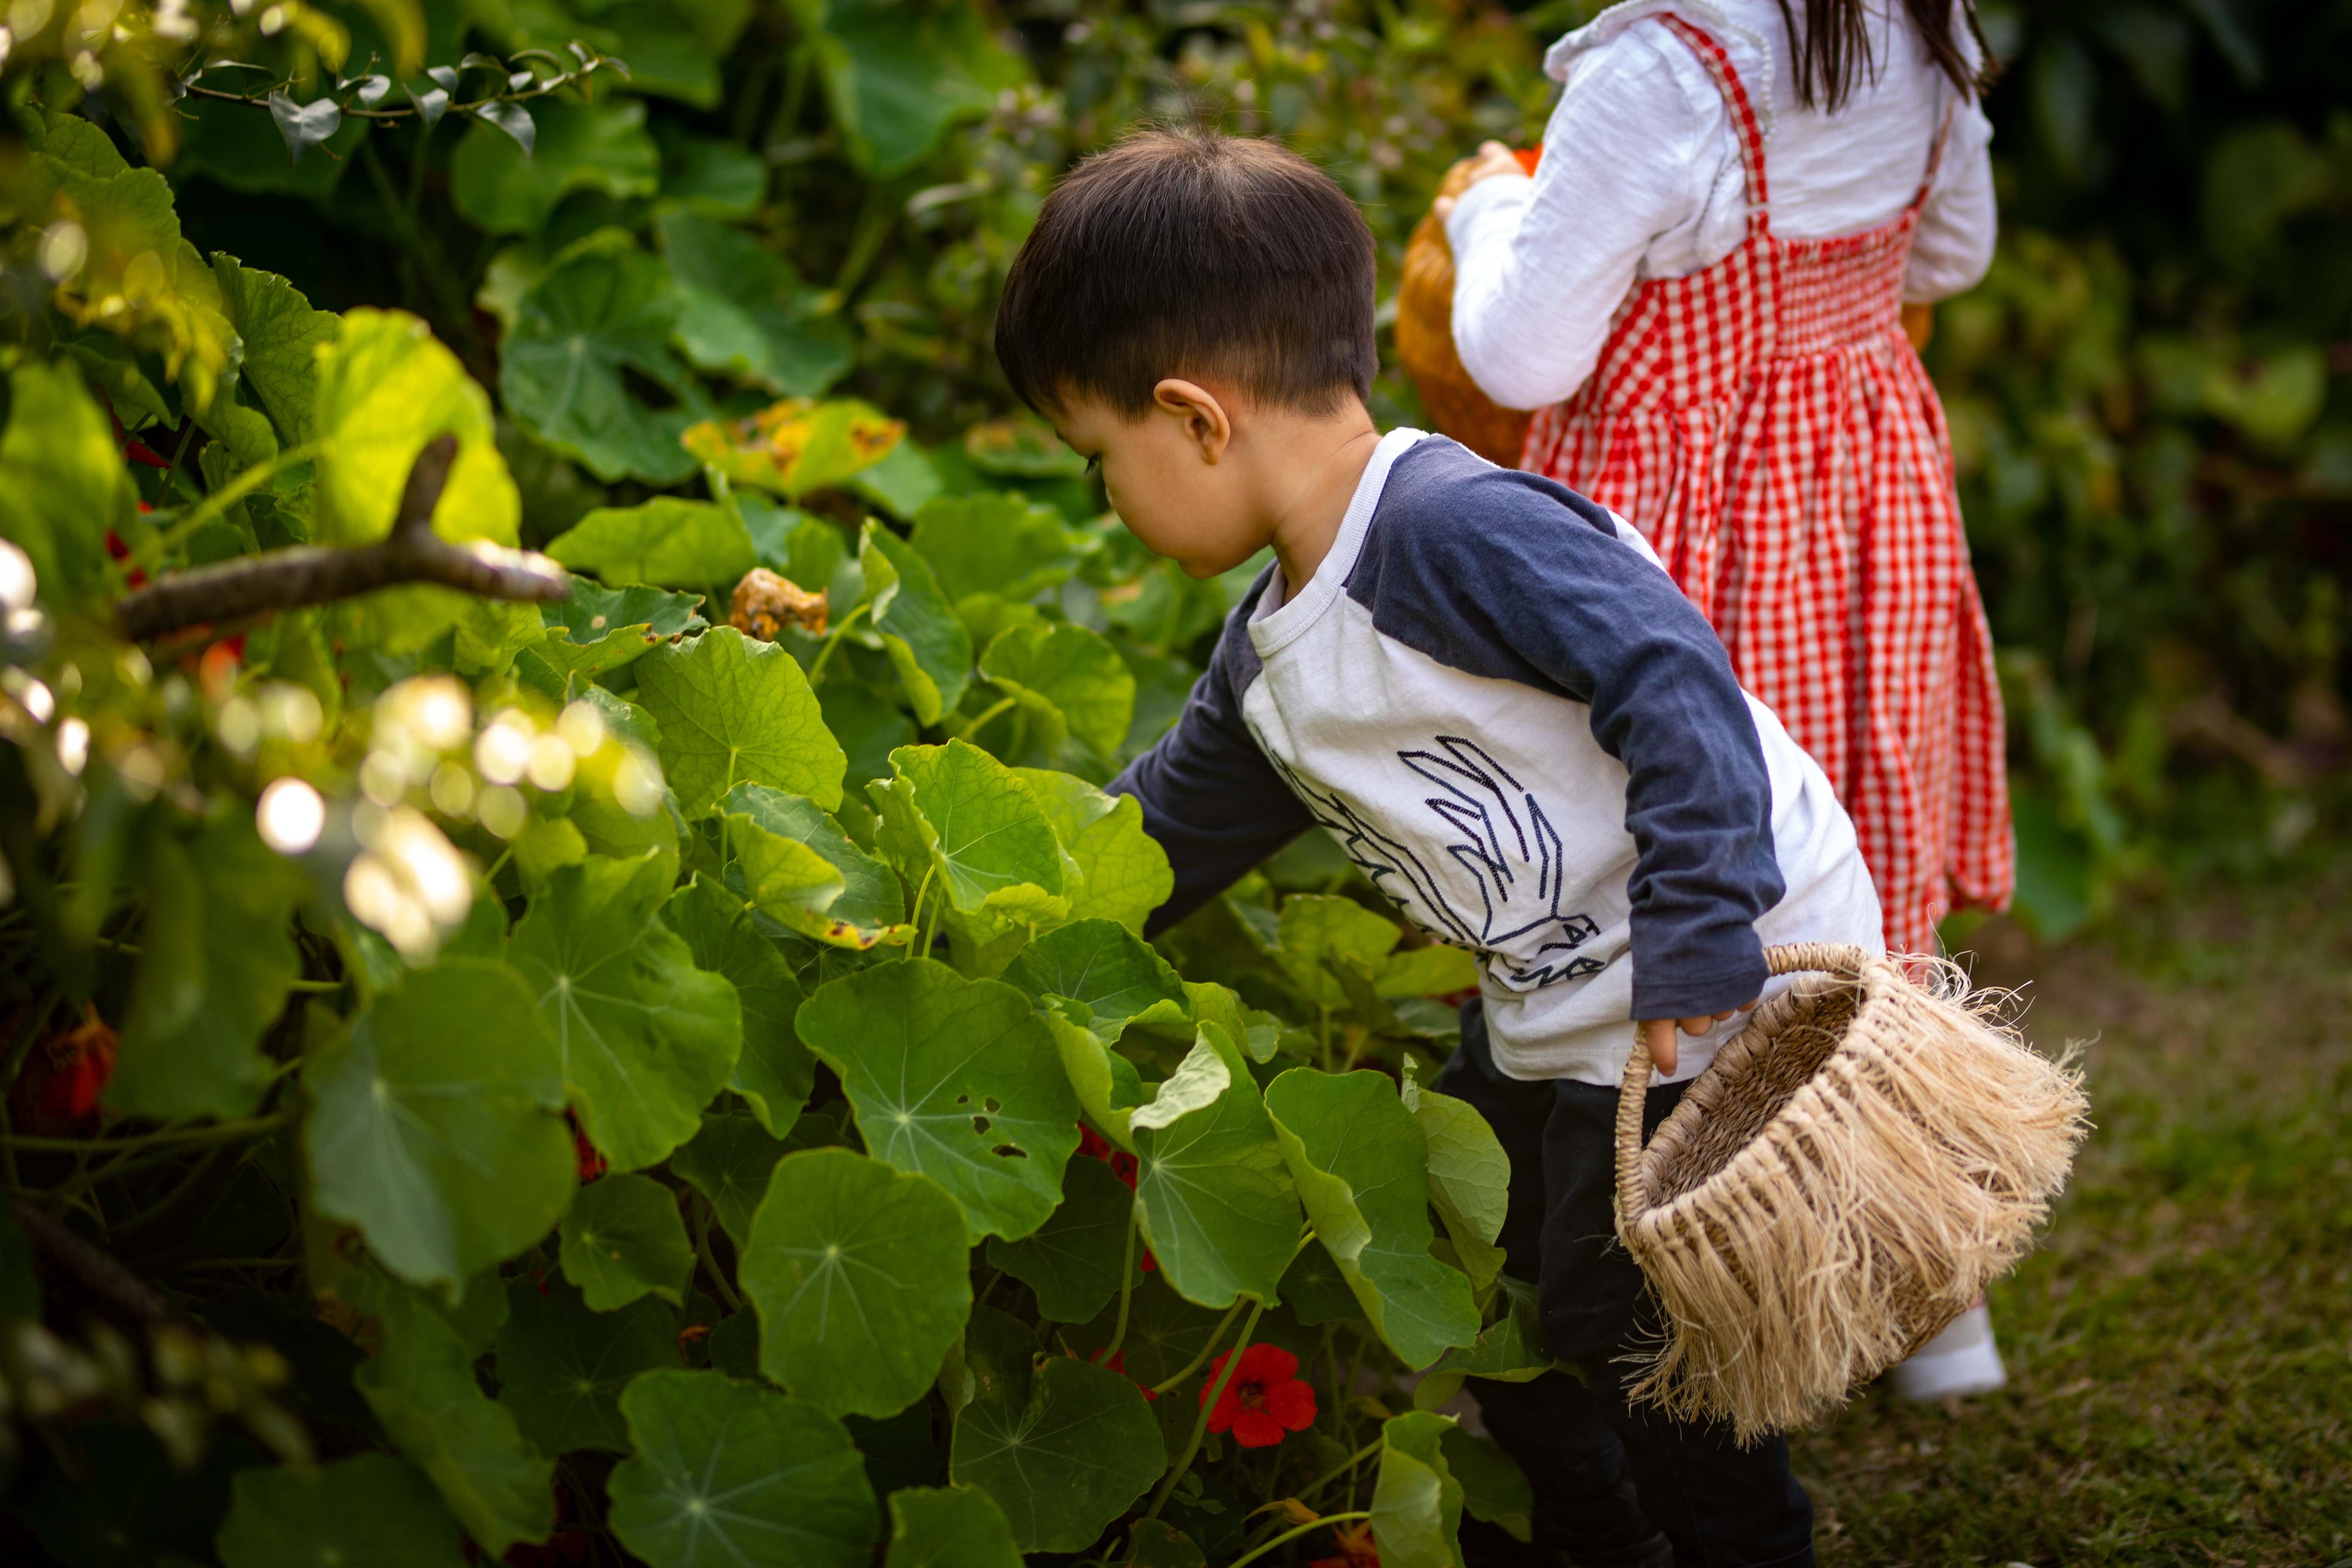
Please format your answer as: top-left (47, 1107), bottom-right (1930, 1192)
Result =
top-left (1444, 0), bottom-right (1999, 412)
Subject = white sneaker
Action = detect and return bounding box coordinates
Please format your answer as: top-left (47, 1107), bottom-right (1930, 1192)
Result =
top-left (1886, 1302), bottom-right (2007, 1401)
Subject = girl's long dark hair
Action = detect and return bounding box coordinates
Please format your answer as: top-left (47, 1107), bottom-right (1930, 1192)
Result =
top-left (1775, 0), bottom-right (1999, 110)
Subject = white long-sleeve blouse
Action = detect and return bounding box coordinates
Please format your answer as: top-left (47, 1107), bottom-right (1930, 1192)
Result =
top-left (1444, 0), bottom-right (1997, 412)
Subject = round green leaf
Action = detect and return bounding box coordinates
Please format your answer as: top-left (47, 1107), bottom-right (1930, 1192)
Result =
top-left (508, 851), bottom-right (744, 1173)
top-left (217, 1453), bottom-right (466, 1568)
top-left (1017, 771), bottom-right (1174, 935)
top-left (451, 99), bottom-right (659, 236)
top-left (546, 498), bottom-right (758, 589)
top-left (609, 1370), bottom-right (878, 1568)
top-left (496, 1273), bottom-right (679, 1455)
top-left (979, 622), bottom-right (1135, 760)
top-left (908, 491), bottom-right (1077, 603)
top-left (882, 1485), bottom-right (1023, 1568)
top-left (1401, 1078), bottom-right (1510, 1291)
top-left (660, 209), bottom-right (853, 397)
top-left (560, 1172), bottom-right (694, 1310)
top-left (949, 1314), bottom-right (1163, 1553)
top-left (859, 521), bottom-right (972, 726)
top-left (670, 1112), bottom-right (788, 1246)
top-left (303, 959), bottom-right (575, 1294)
top-left (636, 627), bottom-right (846, 815)
top-left (663, 875), bottom-right (815, 1133)
top-left (797, 959), bottom-right (1080, 1243)
top-left (502, 248), bottom-right (702, 484)
top-left (1264, 1069), bottom-right (1480, 1371)
top-left (1001, 919), bottom-right (1188, 1038)
top-left (1131, 1026), bottom-right (1302, 1310)
top-left (722, 783), bottom-right (911, 950)
top-left (870, 741), bottom-right (1065, 920)
top-left (983, 1155), bottom-right (1140, 1324)
top-left (737, 1148), bottom-right (971, 1419)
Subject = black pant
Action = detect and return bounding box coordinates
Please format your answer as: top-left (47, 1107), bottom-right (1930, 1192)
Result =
top-left (1434, 1003), bottom-right (1816, 1568)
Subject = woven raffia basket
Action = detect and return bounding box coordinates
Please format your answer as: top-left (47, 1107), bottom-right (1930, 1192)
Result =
top-left (1614, 943), bottom-right (2090, 1442)
top-left (1398, 156), bottom-right (1537, 466)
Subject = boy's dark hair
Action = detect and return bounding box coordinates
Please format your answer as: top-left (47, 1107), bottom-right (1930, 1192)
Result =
top-left (995, 129), bottom-right (1378, 419)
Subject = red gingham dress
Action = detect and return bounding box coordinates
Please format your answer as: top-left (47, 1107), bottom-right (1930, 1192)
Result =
top-left (1520, 13), bottom-right (2012, 956)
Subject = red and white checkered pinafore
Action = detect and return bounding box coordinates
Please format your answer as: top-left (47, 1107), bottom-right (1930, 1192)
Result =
top-left (1521, 14), bottom-right (2011, 955)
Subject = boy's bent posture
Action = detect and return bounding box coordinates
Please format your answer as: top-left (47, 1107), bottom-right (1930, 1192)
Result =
top-left (997, 129), bottom-right (1879, 1568)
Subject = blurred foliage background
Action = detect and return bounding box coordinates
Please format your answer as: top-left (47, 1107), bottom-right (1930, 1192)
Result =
top-left (9, 0), bottom-right (2350, 939)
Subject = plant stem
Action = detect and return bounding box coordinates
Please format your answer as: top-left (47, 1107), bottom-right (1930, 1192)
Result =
top-left (1225, 1512), bottom-right (1373, 1568)
top-left (1298, 1437), bottom-right (1383, 1506)
top-left (1102, 1204), bottom-right (1139, 1359)
top-left (956, 695), bottom-right (1016, 741)
top-left (805, 601), bottom-right (870, 685)
top-left (1147, 1297), bottom-right (1248, 1396)
top-left (0, 1114), bottom-right (292, 1155)
top-left (693, 1200), bottom-right (743, 1312)
top-left (1144, 1296), bottom-right (1265, 1521)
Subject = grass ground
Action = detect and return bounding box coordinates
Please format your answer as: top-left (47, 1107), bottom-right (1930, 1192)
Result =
top-left (1791, 871), bottom-right (2352, 1566)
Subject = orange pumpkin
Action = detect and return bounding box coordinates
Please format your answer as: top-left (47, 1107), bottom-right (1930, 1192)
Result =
top-left (1397, 148), bottom-right (1539, 467)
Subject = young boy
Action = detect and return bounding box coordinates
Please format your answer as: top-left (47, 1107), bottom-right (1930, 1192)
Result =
top-left (995, 129), bottom-right (1879, 1568)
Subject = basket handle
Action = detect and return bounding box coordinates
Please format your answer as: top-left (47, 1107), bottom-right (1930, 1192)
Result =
top-left (1614, 942), bottom-right (1877, 1227)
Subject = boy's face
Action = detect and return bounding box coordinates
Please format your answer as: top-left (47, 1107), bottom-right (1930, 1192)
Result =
top-left (1052, 382), bottom-right (1268, 579)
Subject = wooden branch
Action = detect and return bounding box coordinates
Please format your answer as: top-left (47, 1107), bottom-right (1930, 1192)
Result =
top-left (10, 1197), bottom-right (189, 1331)
top-left (115, 435), bottom-right (569, 643)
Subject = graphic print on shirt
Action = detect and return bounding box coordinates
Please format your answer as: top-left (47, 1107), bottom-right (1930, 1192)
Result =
top-left (1271, 737), bottom-right (1604, 992)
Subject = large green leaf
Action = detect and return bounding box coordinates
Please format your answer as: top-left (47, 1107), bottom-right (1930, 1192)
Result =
top-left (908, 491), bottom-right (1077, 603)
top-left (670, 1111), bottom-right (788, 1246)
top-left (1370, 1411), bottom-right (1466, 1568)
top-left (859, 521), bottom-right (972, 726)
top-left (738, 1148), bottom-right (972, 1419)
top-left (1442, 1426), bottom-right (1534, 1544)
top-left (217, 1453), bottom-right (467, 1568)
top-left (303, 960), bottom-right (575, 1295)
top-left (508, 852), bottom-right (744, 1172)
top-left (1017, 771), bottom-right (1174, 935)
top-left (503, 248), bottom-right (703, 484)
top-left (663, 876), bottom-right (815, 1133)
top-left (804, 0), bottom-right (1028, 175)
top-left (797, 959), bottom-right (1080, 1244)
top-left (870, 742), bottom-right (1066, 941)
top-left (451, 99), bottom-right (660, 235)
top-left (496, 1274), bottom-right (678, 1455)
top-left (979, 623), bottom-right (1135, 761)
top-left (1401, 1077), bottom-right (1510, 1291)
top-left (1276, 895), bottom-right (1403, 1009)
top-left (1000, 919), bottom-right (1188, 1038)
top-left (609, 1370), bottom-right (878, 1568)
top-left (357, 1289), bottom-right (555, 1557)
top-left (210, 255), bottom-right (339, 446)
top-left (313, 308), bottom-right (519, 546)
top-left (723, 783), bottom-right (911, 950)
top-left (1264, 1070), bottom-right (1480, 1370)
top-left (560, 1171), bottom-right (694, 1310)
top-left (881, 1485), bottom-right (1024, 1568)
top-left (0, 361), bottom-right (134, 602)
top-left (110, 820), bottom-right (306, 1120)
top-left (984, 1154), bottom-right (1140, 1324)
top-left (546, 499), bottom-right (758, 589)
top-left (636, 627), bottom-right (846, 814)
top-left (660, 209), bottom-right (854, 397)
top-left (533, 580), bottom-right (707, 686)
top-left (948, 1308), bottom-right (1163, 1553)
top-left (1131, 1025), bottom-right (1302, 1309)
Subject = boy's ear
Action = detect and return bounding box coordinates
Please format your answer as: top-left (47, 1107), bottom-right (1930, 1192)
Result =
top-left (1153, 378), bottom-right (1232, 464)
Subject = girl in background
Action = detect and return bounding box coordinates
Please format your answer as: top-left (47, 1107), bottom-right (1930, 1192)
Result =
top-left (1442, 0), bottom-right (2012, 1404)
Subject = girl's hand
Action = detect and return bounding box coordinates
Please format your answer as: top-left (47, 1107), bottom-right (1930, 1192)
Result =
top-left (1434, 141), bottom-right (1533, 222)
top-left (1638, 998), bottom-right (1760, 1077)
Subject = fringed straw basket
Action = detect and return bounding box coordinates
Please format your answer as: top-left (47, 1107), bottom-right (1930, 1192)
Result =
top-left (1614, 943), bottom-right (2089, 1442)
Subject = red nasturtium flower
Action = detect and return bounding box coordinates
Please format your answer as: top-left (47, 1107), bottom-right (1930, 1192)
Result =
top-left (1200, 1343), bottom-right (1317, 1448)
top-left (1310, 1519), bottom-right (1381, 1568)
top-left (565, 1110), bottom-right (606, 1183)
top-left (9, 1005), bottom-right (119, 1136)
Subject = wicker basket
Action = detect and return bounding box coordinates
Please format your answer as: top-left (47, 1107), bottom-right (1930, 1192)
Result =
top-left (1613, 943), bottom-right (2089, 1442)
top-left (1398, 158), bottom-right (1536, 467)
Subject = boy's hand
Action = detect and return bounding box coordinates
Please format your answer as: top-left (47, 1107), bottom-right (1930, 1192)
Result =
top-left (1434, 141), bottom-right (1531, 222)
top-left (1638, 999), bottom-right (1760, 1077)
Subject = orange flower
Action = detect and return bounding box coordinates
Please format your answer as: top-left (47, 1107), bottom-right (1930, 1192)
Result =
top-left (1310, 1519), bottom-right (1380, 1568)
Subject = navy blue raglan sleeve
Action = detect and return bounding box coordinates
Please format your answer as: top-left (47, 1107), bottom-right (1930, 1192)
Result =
top-left (1108, 574), bottom-right (1313, 937)
top-left (1350, 441), bottom-right (1783, 1019)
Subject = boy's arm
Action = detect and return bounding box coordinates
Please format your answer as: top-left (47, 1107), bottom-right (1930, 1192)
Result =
top-left (1108, 595), bottom-right (1314, 937)
top-left (1355, 455), bottom-right (1784, 1023)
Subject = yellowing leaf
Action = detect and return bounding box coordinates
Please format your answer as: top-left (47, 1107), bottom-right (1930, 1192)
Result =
top-left (681, 398), bottom-right (904, 499)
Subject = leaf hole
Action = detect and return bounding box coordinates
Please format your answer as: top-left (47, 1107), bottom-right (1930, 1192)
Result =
top-left (955, 1093), bottom-right (970, 1105)
top-left (971, 1114), bottom-right (992, 1134)
top-left (982, 1096), bottom-right (1001, 1114)
top-left (992, 1143), bottom-right (1027, 1160)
